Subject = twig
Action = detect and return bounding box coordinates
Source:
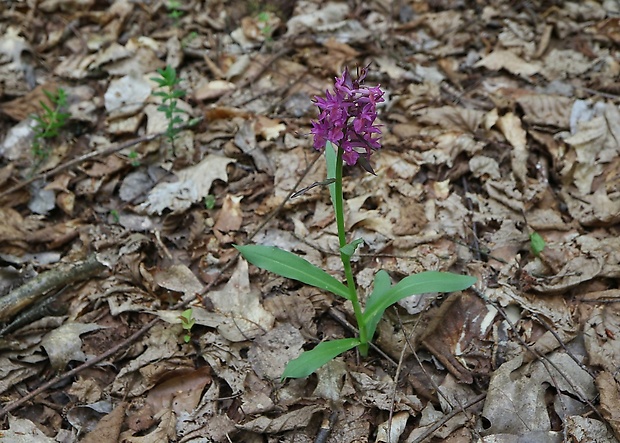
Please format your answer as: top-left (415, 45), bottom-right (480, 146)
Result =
top-left (0, 253), bottom-right (106, 323)
top-left (408, 394), bottom-right (486, 443)
top-left (244, 151), bottom-right (322, 244)
top-left (314, 411), bottom-right (338, 443)
top-left (0, 118), bottom-right (202, 200)
top-left (394, 309), bottom-right (484, 443)
top-left (461, 176), bottom-right (482, 261)
top-left (216, 46), bottom-right (294, 106)
top-left (0, 316), bottom-right (160, 418)
top-left (0, 133), bottom-right (156, 199)
top-left (386, 309), bottom-right (415, 443)
top-left (530, 312), bottom-right (596, 379)
top-left (327, 307), bottom-right (398, 368)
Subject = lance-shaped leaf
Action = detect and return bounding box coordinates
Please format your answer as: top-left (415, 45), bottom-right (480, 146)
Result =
top-left (363, 270), bottom-right (392, 342)
top-left (340, 238), bottom-right (363, 259)
top-left (281, 337), bottom-right (361, 380)
top-left (235, 244), bottom-right (351, 300)
top-left (363, 271), bottom-right (476, 341)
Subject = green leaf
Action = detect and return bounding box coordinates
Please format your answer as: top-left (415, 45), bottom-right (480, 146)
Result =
top-left (363, 271), bottom-right (476, 340)
top-left (340, 238), bottom-right (363, 259)
top-left (325, 141), bottom-right (337, 206)
top-left (235, 244), bottom-right (351, 300)
top-left (530, 232), bottom-right (545, 257)
top-left (40, 102), bottom-right (53, 114)
top-left (281, 337), bottom-right (360, 380)
top-left (150, 77), bottom-right (168, 87)
top-left (187, 117), bottom-right (202, 127)
top-left (363, 270), bottom-right (392, 341)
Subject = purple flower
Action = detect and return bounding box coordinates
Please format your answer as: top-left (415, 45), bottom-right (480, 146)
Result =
top-left (310, 66), bottom-right (384, 167)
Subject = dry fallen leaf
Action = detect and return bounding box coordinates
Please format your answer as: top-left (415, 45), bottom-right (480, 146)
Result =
top-left (209, 258), bottom-right (275, 342)
top-left (139, 155), bottom-right (235, 214)
top-left (40, 322), bottom-right (103, 371)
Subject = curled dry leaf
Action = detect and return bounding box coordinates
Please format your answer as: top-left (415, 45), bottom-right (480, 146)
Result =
top-left (41, 322), bottom-right (102, 371)
top-left (139, 155), bottom-right (235, 215)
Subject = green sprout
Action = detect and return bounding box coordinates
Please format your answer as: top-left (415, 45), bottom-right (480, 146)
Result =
top-left (530, 231), bottom-right (546, 257)
top-left (179, 308), bottom-right (195, 343)
top-left (32, 88), bottom-right (71, 164)
top-left (257, 11), bottom-right (274, 42)
top-left (128, 150), bottom-right (140, 167)
top-left (151, 65), bottom-right (186, 150)
top-left (167, 0), bottom-right (183, 22)
top-left (181, 31), bottom-right (199, 48)
top-left (204, 195), bottom-right (216, 210)
top-left (110, 209), bottom-right (120, 223)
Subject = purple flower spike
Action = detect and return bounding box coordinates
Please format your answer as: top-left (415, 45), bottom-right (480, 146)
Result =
top-left (310, 65), bottom-right (384, 168)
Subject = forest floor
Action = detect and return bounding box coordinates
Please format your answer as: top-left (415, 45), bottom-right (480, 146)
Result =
top-left (1, 0), bottom-right (620, 442)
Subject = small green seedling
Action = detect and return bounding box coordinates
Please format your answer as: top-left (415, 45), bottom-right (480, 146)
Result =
top-left (110, 209), bottom-right (120, 223)
top-left (32, 88), bottom-right (71, 164)
top-left (128, 150), bottom-right (140, 167)
top-left (204, 195), bottom-right (216, 210)
top-left (179, 308), bottom-right (195, 343)
top-left (167, 0), bottom-right (183, 22)
top-left (530, 231), bottom-right (546, 257)
top-left (151, 65), bottom-right (186, 150)
top-left (181, 31), bottom-right (199, 48)
top-left (257, 11), bottom-right (274, 42)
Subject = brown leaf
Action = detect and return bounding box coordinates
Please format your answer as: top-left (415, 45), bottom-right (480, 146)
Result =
top-left (80, 402), bottom-right (127, 443)
top-left (596, 372), bottom-right (620, 440)
top-left (0, 82), bottom-right (59, 121)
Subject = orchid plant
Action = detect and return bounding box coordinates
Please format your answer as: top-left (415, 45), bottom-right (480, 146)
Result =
top-left (236, 66), bottom-right (476, 379)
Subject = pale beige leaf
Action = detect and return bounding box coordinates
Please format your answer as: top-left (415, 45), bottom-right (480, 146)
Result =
top-left (474, 49), bottom-right (541, 77)
top-left (517, 94), bottom-right (573, 128)
top-left (41, 322), bottom-right (102, 371)
top-left (139, 155), bottom-right (235, 214)
top-left (497, 112), bottom-right (528, 183)
top-left (209, 258), bottom-right (275, 342)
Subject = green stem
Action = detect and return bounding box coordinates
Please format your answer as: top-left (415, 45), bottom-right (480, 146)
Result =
top-left (333, 147), bottom-right (368, 356)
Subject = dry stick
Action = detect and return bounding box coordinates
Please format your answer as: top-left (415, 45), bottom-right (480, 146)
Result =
top-left (314, 411), bottom-right (339, 443)
top-left (0, 316), bottom-right (160, 418)
top-left (0, 253), bottom-right (106, 324)
top-left (0, 147), bottom-right (322, 419)
top-left (244, 151), bottom-right (322, 243)
top-left (530, 312), bottom-right (596, 379)
top-left (389, 310), bottom-right (484, 443)
top-left (215, 46), bottom-right (294, 107)
top-left (408, 394), bottom-right (487, 443)
top-left (386, 309), bottom-right (421, 443)
top-left (0, 117), bottom-right (203, 200)
top-left (461, 176), bottom-right (482, 261)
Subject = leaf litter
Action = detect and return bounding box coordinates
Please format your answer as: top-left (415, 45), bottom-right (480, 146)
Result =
top-left (0, 0), bottom-right (620, 442)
